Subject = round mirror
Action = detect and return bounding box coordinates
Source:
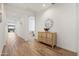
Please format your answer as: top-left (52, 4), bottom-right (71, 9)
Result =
top-left (45, 18), bottom-right (53, 29)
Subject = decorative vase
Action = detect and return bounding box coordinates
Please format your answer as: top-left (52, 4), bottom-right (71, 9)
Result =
top-left (44, 28), bottom-right (49, 32)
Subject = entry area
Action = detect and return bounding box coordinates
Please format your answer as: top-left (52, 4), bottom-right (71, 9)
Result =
top-left (0, 3), bottom-right (78, 56)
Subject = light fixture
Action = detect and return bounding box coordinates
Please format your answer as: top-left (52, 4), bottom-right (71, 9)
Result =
top-left (42, 4), bottom-right (46, 7)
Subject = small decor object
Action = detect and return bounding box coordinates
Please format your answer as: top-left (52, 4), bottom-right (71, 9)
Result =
top-left (44, 18), bottom-right (53, 31)
top-left (44, 28), bottom-right (49, 31)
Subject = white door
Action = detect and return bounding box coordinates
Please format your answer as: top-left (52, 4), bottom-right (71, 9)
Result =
top-left (28, 16), bottom-right (35, 41)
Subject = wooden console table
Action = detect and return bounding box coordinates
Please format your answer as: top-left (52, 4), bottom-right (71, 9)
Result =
top-left (38, 32), bottom-right (57, 48)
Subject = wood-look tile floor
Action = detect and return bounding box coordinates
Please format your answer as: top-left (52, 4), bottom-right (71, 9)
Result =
top-left (1, 32), bottom-right (77, 56)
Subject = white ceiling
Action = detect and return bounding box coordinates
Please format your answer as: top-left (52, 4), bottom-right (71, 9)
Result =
top-left (6, 3), bottom-right (53, 12)
top-left (6, 3), bottom-right (54, 23)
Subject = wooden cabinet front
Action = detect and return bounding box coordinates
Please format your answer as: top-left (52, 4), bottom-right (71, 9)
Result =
top-left (38, 32), bottom-right (57, 48)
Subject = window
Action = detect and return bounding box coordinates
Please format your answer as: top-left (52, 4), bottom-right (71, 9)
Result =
top-left (28, 16), bottom-right (35, 32)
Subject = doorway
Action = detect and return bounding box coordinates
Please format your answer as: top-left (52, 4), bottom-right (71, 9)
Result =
top-left (8, 22), bottom-right (15, 33)
top-left (28, 16), bottom-right (35, 42)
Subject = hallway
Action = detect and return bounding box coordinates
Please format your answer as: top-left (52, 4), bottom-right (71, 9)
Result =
top-left (1, 32), bottom-right (77, 56)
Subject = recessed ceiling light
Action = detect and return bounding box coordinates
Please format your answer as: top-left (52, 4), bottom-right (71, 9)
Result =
top-left (42, 4), bottom-right (46, 7)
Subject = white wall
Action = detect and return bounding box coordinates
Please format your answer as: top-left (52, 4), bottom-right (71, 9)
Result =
top-left (15, 16), bottom-right (28, 41)
top-left (0, 4), bottom-right (6, 55)
top-left (15, 14), bottom-right (35, 41)
top-left (36, 3), bottom-right (77, 52)
top-left (76, 3), bottom-right (79, 55)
